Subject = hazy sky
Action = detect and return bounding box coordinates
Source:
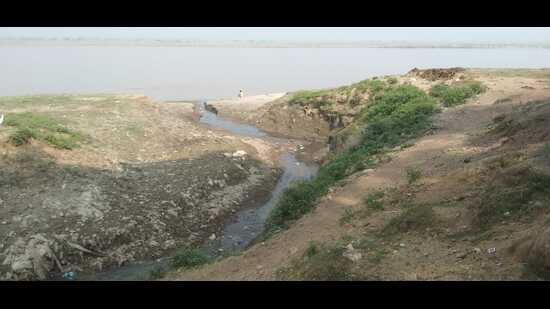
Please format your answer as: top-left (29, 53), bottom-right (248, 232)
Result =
top-left (1, 27), bottom-right (549, 43)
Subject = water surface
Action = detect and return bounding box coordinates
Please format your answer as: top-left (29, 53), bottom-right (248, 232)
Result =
top-left (2, 46), bottom-right (550, 101)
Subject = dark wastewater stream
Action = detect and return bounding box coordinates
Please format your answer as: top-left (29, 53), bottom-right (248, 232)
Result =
top-left (81, 102), bottom-right (318, 280)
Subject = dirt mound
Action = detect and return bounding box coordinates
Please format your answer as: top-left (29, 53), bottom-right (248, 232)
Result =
top-left (408, 67), bottom-right (466, 81)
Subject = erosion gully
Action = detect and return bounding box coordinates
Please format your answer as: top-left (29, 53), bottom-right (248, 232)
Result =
top-left (79, 101), bottom-right (318, 280)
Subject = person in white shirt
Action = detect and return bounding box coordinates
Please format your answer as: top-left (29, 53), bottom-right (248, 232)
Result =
top-left (238, 89), bottom-right (244, 99)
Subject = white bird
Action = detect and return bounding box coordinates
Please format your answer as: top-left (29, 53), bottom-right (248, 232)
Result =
top-left (0, 114), bottom-right (4, 125)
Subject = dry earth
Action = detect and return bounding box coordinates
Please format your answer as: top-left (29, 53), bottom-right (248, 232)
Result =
top-left (166, 69), bottom-right (550, 280)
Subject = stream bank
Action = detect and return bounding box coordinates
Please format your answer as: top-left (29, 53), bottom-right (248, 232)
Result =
top-left (77, 101), bottom-right (319, 280)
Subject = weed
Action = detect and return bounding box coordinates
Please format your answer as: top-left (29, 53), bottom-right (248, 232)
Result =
top-left (364, 190), bottom-right (385, 210)
top-left (170, 248), bottom-right (209, 269)
top-left (304, 242), bottom-right (319, 258)
top-left (340, 208), bottom-right (356, 226)
top-left (406, 167), bottom-right (422, 185)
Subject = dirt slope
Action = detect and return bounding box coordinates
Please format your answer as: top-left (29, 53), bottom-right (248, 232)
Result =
top-left (166, 69), bottom-right (550, 280)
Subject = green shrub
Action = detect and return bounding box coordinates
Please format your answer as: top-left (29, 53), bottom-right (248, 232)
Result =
top-left (264, 85), bottom-right (439, 236)
top-left (430, 80), bottom-right (486, 107)
top-left (542, 143), bottom-right (550, 158)
top-left (304, 242), bottom-right (319, 258)
top-left (171, 248), bottom-right (209, 269)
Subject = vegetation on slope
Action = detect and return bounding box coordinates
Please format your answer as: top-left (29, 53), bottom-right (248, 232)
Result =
top-left (264, 85), bottom-right (439, 236)
top-left (429, 80), bottom-right (486, 107)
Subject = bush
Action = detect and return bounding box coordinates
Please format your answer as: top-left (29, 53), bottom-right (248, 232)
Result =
top-left (430, 80), bottom-right (486, 107)
top-left (264, 85), bottom-right (439, 236)
top-left (171, 248), bottom-right (209, 269)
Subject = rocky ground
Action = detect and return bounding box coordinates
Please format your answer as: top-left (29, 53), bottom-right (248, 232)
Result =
top-left (0, 94), bottom-right (283, 280)
top-left (165, 68), bottom-right (550, 280)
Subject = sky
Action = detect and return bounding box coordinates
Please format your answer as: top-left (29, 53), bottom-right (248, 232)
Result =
top-left (1, 27), bottom-right (549, 44)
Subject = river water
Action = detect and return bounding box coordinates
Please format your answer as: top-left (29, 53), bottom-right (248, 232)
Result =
top-left (2, 46), bottom-right (550, 101)
top-left (82, 102), bottom-right (317, 280)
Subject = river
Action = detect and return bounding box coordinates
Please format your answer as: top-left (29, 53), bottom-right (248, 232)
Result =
top-left (2, 46), bottom-right (550, 101)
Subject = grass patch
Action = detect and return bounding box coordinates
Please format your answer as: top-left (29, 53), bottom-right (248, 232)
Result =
top-left (170, 247), bottom-right (209, 269)
top-left (542, 143), bottom-right (550, 158)
top-left (8, 128), bottom-right (33, 146)
top-left (263, 85), bottom-right (439, 237)
top-left (348, 79), bottom-right (387, 94)
top-left (430, 80), bottom-right (486, 107)
top-left (340, 208), bottom-right (356, 226)
top-left (276, 243), bottom-right (354, 281)
top-left (364, 190), bottom-right (385, 210)
top-left (3, 112), bottom-right (84, 149)
top-left (382, 204), bottom-right (437, 236)
top-left (406, 167), bottom-right (422, 185)
top-left (288, 89), bottom-right (332, 106)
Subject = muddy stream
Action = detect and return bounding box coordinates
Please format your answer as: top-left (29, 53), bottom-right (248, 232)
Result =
top-left (80, 102), bottom-right (318, 280)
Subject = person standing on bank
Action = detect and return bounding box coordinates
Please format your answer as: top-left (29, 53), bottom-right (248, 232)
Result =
top-left (238, 89), bottom-right (244, 99)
